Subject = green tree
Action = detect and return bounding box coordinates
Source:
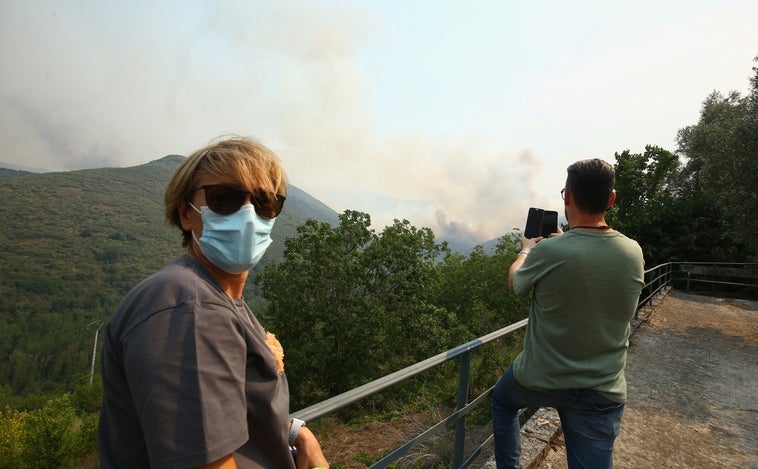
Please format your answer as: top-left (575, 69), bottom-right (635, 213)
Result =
top-left (610, 145), bottom-right (679, 226)
top-left (257, 211), bottom-right (452, 408)
top-left (0, 393), bottom-right (99, 469)
top-left (0, 407), bottom-right (24, 469)
top-left (610, 146), bottom-right (688, 264)
top-left (433, 236), bottom-right (528, 338)
top-left (431, 236), bottom-right (530, 397)
top-left (360, 219), bottom-right (454, 368)
top-left (21, 398), bottom-right (75, 469)
top-left (675, 56), bottom-right (758, 256)
top-left (609, 143), bottom-right (747, 265)
top-left (608, 57), bottom-right (758, 263)
top-left (256, 211), bottom-right (371, 405)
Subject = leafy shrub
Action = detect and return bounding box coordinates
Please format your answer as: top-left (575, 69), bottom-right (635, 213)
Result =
top-left (0, 407), bottom-right (25, 469)
top-left (0, 392), bottom-right (98, 469)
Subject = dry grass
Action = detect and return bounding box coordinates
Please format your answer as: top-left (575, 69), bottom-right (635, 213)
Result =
top-left (312, 406), bottom-right (493, 468)
top-left (314, 410), bottom-right (437, 468)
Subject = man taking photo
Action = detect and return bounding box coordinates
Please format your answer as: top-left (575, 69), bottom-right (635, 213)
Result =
top-left (492, 158), bottom-right (644, 469)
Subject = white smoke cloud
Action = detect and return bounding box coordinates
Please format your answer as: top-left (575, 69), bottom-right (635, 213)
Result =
top-left (2, 1), bottom-right (756, 245)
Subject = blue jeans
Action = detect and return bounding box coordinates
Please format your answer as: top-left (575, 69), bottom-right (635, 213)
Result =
top-left (492, 366), bottom-right (624, 469)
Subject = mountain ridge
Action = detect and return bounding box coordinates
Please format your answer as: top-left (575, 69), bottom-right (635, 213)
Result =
top-left (1, 157), bottom-right (492, 254)
top-left (0, 155), bottom-right (339, 394)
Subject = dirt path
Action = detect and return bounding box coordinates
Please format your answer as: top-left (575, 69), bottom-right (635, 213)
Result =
top-left (538, 291), bottom-right (758, 468)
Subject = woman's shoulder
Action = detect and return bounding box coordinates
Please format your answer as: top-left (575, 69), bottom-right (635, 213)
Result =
top-left (120, 257), bottom-right (222, 308)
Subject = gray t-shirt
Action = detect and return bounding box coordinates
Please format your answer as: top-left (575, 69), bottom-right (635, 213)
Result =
top-left (98, 256), bottom-right (294, 469)
top-left (512, 230), bottom-right (644, 402)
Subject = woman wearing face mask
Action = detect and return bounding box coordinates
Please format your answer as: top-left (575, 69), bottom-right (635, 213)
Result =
top-left (98, 136), bottom-right (329, 469)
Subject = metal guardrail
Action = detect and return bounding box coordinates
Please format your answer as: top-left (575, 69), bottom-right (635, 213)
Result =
top-left (676, 261), bottom-right (758, 293)
top-left (292, 319), bottom-right (528, 468)
top-left (638, 262), bottom-right (757, 320)
top-left (636, 262), bottom-right (674, 319)
top-left (292, 261), bottom-right (757, 468)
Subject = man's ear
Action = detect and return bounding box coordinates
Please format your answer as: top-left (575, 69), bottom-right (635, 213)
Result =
top-left (606, 190), bottom-right (617, 210)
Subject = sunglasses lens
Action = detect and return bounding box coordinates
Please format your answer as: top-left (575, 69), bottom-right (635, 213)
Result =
top-left (199, 185), bottom-right (285, 218)
top-left (251, 190), bottom-right (285, 219)
top-left (205, 186), bottom-right (246, 215)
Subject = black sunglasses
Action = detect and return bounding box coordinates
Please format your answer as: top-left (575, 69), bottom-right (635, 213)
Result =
top-left (191, 184), bottom-right (285, 219)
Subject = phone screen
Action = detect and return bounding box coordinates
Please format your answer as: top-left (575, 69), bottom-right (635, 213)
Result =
top-left (524, 208), bottom-right (544, 238)
top-left (541, 211), bottom-right (558, 237)
top-left (524, 208), bottom-right (558, 238)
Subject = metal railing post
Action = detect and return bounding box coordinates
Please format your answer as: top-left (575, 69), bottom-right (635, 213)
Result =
top-left (453, 351), bottom-right (471, 468)
top-left (657, 267), bottom-right (662, 295)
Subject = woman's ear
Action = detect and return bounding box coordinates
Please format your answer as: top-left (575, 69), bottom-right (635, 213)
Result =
top-left (178, 201), bottom-right (194, 232)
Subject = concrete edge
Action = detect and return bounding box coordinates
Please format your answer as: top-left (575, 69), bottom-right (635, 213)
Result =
top-left (519, 407), bottom-right (563, 469)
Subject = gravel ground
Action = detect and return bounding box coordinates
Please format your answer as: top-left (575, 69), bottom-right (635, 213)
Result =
top-left (535, 291), bottom-right (758, 469)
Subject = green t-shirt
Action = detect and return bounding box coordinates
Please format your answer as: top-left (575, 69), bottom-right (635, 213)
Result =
top-left (512, 230), bottom-right (644, 402)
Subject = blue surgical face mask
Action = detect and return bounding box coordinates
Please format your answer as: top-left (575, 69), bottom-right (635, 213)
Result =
top-left (190, 203), bottom-right (275, 274)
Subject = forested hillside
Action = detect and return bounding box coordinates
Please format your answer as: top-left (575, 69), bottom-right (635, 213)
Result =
top-left (0, 156), bottom-right (339, 397)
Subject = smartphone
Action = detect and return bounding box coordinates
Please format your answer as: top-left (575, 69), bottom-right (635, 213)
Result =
top-left (541, 210), bottom-right (558, 237)
top-left (524, 207), bottom-right (558, 238)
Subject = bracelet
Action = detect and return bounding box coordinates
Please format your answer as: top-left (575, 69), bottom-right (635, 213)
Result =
top-left (518, 250), bottom-right (530, 256)
top-left (289, 418), bottom-right (306, 446)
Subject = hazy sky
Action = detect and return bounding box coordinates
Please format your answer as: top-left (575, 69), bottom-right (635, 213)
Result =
top-left (1, 1), bottom-right (756, 245)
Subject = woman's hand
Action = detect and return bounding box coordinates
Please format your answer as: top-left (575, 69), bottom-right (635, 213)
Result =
top-left (294, 426), bottom-right (329, 469)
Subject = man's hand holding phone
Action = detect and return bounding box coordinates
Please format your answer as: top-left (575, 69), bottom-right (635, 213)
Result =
top-left (519, 235), bottom-right (541, 252)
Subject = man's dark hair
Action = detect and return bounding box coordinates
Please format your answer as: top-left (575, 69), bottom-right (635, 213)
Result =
top-left (566, 159), bottom-right (615, 214)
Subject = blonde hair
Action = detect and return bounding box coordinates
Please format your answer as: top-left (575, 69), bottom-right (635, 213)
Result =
top-left (165, 135), bottom-right (288, 246)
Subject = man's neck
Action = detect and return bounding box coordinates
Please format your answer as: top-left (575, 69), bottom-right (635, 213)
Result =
top-left (569, 214), bottom-right (609, 230)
